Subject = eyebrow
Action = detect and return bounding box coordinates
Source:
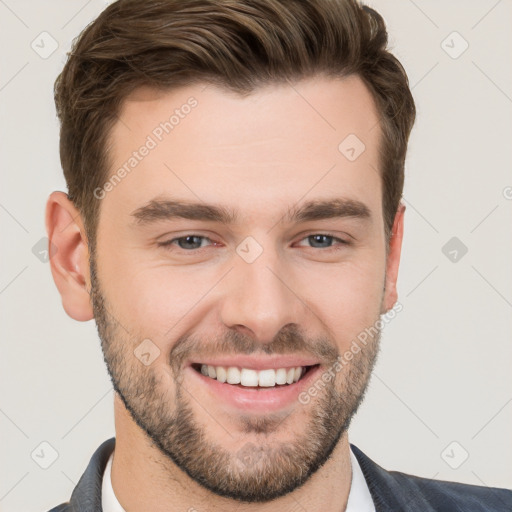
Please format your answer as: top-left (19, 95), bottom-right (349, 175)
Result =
top-left (131, 197), bottom-right (372, 226)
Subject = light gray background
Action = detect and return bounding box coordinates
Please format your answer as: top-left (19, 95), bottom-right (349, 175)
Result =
top-left (1, 1), bottom-right (511, 511)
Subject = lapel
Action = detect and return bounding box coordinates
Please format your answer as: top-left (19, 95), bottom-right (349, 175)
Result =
top-left (69, 437), bottom-right (116, 511)
top-left (351, 444), bottom-right (438, 512)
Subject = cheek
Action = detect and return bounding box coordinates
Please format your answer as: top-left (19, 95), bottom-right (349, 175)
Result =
top-left (301, 259), bottom-right (385, 344)
top-left (98, 248), bottom-right (216, 338)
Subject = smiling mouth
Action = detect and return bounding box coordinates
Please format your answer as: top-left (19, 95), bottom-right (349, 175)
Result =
top-left (191, 363), bottom-right (320, 388)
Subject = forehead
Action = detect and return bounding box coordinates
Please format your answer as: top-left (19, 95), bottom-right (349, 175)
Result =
top-left (103, 75), bottom-right (382, 226)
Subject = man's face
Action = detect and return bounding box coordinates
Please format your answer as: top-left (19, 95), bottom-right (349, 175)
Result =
top-left (91, 75), bottom-right (395, 501)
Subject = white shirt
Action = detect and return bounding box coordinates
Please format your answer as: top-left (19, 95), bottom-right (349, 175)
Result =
top-left (102, 447), bottom-right (375, 512)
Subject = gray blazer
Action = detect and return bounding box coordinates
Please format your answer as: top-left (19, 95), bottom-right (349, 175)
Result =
top-left (47, 437), bottom-right (512, 511)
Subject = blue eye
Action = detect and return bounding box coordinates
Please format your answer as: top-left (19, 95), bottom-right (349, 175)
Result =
top-left (300, 234), bottom-right (348, 249)
top-left (159, 233), bottom-right (349, 252)
top-left (294, 233), bottom-right (350, 251)
top-left (160, 235), bottom-right (212, 250)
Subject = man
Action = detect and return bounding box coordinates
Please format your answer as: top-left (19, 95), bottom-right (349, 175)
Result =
top-left (45, 0), bottom-right (511, 510)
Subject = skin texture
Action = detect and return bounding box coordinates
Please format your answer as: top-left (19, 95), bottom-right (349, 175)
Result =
top-left (46, 74), bottom-right (405, 512)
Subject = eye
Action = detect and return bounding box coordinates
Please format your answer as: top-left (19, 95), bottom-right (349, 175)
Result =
top-left (295, 233), bottom-right (350, 250)
top-left (158, 233), bottom-right (350, 253)
top-left (158, 235), bottom-right (216, 251)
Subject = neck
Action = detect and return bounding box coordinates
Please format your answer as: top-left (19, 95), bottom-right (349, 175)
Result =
top-left (111, 394), bottom-right (353, 512)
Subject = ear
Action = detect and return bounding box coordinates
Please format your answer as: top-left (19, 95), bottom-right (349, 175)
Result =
top-left (45, 191), bottom-right (94, 321)
top-left (381, 202), bottom-right (405, 314)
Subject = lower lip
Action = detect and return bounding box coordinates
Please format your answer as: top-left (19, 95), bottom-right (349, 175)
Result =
top-left (185, 364), bottom-right (322, 413)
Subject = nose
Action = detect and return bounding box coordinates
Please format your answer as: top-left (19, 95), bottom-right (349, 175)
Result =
top-left (219, 246), bottom-right (306, 345)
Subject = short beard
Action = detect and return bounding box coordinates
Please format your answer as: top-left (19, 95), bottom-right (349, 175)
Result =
top-left (89, 253), bottom-right (381, 502)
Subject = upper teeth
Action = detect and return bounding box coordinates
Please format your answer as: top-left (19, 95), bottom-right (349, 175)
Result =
top-left (200, 364), bottom-right (305, 387)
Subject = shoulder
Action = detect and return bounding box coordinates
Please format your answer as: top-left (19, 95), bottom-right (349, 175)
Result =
top-left (351, 444), bottom-right (512, 512)
top-left (391, 468), bottom-right (512, 511)
top-left (46, 504), bottom-right (69, 512)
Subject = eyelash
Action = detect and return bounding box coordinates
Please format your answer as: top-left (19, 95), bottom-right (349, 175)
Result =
top-left (158, 233), bottom-right (350, 253)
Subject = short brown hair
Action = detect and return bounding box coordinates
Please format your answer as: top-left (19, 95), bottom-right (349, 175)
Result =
top-left (54, 0), bottom-right (415, 249)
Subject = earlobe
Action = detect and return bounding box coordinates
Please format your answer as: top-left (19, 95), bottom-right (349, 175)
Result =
top-left (45, 191), bottom-right (94, 321)
top-left (381, 202), bottom-right (405, 314)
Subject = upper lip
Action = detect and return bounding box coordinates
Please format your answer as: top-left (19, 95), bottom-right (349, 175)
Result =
top-left (188, 355), bottom-right (320, 371)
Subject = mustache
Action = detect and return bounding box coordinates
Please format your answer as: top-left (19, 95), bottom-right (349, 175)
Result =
top-left (169, 324), bottom-right (339, 374)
